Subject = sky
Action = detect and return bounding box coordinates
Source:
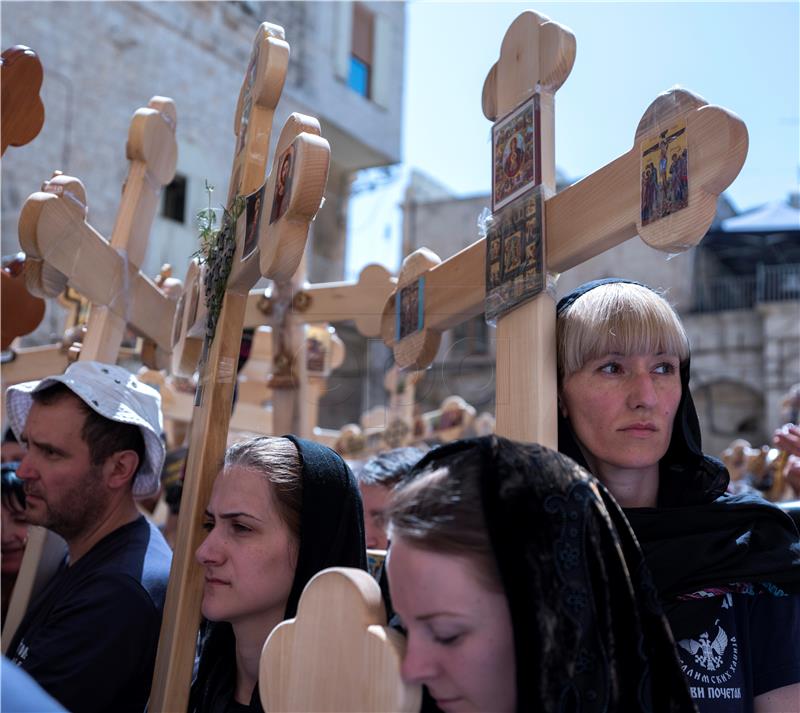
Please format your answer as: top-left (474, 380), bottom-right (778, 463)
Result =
top-left (346, 0), bottom-right (800, 279)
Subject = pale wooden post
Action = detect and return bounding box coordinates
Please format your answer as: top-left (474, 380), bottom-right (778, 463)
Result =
top-left (150, 22), bottom-right (330, 710)
top-left (381, 11), bottom-right (747, 447)
top-left (265, 256), bottom-right (311, 436)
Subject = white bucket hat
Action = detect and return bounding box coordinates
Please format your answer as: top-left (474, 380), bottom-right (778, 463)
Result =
top-left (6, 361), bottom-right (166, 498)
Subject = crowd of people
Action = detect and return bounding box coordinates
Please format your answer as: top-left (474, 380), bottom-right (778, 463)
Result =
top-left (2, 279), bottom-right (799, 713)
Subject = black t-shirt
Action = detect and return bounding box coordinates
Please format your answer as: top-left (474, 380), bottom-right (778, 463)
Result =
top-left (674, 588), bottom-right (800, 713)
top-left (9, 516), bottom-right (172, 713)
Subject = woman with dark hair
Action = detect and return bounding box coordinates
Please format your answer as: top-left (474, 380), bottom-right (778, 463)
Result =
top-left (189, 435), bottom-right (366, 713)
top-left (386, 435), bottom-right (696, 713)
top-left (556, 279), bottom-right (800, 712)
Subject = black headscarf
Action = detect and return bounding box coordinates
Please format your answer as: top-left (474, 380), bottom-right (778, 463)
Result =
top-left (406, 436), bottom-right (696, 713)
top-left (556, 279), bottom-right (800, 637)
top-left (189, 436), bottom-right (367, 713)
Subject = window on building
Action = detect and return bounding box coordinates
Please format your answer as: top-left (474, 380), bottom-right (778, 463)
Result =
top-left (348, 3), bottom-right (374, 98)
top-left (162, 174), bottom-right (186, 223)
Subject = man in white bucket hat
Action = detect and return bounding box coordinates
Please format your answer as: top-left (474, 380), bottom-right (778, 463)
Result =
top-left (5, 361), bottom-right (172, 713)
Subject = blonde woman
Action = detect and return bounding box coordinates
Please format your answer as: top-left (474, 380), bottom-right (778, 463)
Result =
top-left (556, 279), bottom-right (800, 713)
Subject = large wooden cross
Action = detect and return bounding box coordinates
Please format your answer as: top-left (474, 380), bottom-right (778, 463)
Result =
top-left (17, 96), bottom-right (179, 365)
top-left (150, 22), bottom-right (330, 710)
top-left (381, 10), bottom-right (747, 446)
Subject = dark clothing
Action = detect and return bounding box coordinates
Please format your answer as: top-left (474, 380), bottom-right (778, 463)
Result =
top-left (8, 516), bottom-right (172, 713)
top-left (557, 279), bottom-right (800, 713)
top-left (188, 437), bottom-right (367, 713)
top-left (673, 588), bottom-right (800, 713)
top-left (412, 437), bottom-right (697, 713)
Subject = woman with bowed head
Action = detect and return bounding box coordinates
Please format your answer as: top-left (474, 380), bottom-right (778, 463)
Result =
top-left (386, 435), bottom-right (697, 713)
top-left (189, 435), bottom-right (366, 713)
top-left (556, 279), bottom-right (800, 713)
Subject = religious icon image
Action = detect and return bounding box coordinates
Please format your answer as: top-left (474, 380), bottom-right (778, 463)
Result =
top-left (640, 120), bottom-right (688, 226)
top-left (485, 188), bottom-right (544, 323)
top-left (492, 95), bottom-right (538, 211)
top-left (270, 143), bottom-right (295, 224)
top-left (305, 325), bottom-right (332, 375)
top-left (241, 183), bottom-right (265, 260)
top-left (396, 278), bottom-right (424, 341)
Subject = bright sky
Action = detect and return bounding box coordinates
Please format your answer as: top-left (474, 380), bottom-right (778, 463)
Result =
top-left (346, 1), bottom-right (800, 279)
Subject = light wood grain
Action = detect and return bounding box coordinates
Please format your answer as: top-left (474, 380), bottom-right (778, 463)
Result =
top-left (260, 568), bottom-right (421, 712)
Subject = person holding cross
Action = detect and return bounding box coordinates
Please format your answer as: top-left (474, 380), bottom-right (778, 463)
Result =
top-left (556, 279), bottom-right (800, 712)
top-left (385, 436), bottom-right (697, 713)
top-left (5, 361), bottom-right (172, 713)
top-left (189, 435), bottom-right (366, 713)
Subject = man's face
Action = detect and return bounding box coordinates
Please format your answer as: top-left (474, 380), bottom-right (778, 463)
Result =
top-left (17, 395), bottom-right (109, 541)
top-left (359, 483), bottom-right (392, 550)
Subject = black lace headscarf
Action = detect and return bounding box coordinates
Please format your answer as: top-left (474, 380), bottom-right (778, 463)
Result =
top-left (188, 436), bottom-right (367, 713)
top-left (557, 279), bottom-right (800, 638)
top-left (394, 436), bottom-right (696, 713)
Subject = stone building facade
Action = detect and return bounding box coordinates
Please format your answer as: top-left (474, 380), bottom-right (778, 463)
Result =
top-left (2, 0), bottom-right (404, 333)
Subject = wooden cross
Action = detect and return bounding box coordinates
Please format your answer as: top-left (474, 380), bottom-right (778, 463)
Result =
top-left (1, 45), bottom-right (45, 155)
top-left (171, 261), bottom-right (394, 437)
top-left (150, 22), bottom-right (330, 710)
top-left (260, 567), bottom-right (420, 711)
top-left (142, 322), bottom-right (346, 443)
top-left (381, 10), bottom-right (747, 446)
top-left (18, 96), bottom-right (179, 365)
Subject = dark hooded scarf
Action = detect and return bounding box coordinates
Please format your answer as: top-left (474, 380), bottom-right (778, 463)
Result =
top-left (188, 436), bottom-right (367, 713)
top-left (405, 436), bottom-right (697, 713)
top-left (556, 279), bottom-right (800, 638)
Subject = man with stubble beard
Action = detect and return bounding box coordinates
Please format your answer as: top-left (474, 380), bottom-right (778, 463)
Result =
top-left (5, 361), bottom-right (172, 713)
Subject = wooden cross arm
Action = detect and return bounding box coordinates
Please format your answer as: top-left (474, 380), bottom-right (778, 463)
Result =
top-left (18, 186), bottom-right (176, 352)
top-left (381, 88), bottom-right (748, 369)
top-left (1, 45), bottom-right (45, 155)
top-left (115, 96), bottom-right (178, 267)
top-left (231, 22), bottom-right (289, 200)
top-left (257, 114), bottom-right (331, 284)
top-left (481, 10), bottom-right (575, 121)
top-left (547, 88), bottom-right (748, 269)
top-left (244, 264), bottom-right (396, 336)
top-left (260, 567), bottom-right (421, 712)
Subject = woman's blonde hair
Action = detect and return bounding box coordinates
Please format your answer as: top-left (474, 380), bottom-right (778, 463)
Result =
top-left (557, 282), bottom-right (689, 381)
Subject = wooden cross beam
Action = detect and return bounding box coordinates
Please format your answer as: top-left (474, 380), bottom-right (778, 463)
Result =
top-left (171, 261), bottom-right (394, 436)
top-left (243, 263), bottom-right (396, 337)
top-left (0, 45), bottom-right (45, 155)
top-left (142, 323), bottom-right (346, 443)
top-left (18, 96), bottom-right (180, 365)
top-left (246, 260), bottom-right (392, 437)
top-left (150, 22), bottom-right (330, 711)
top-left (380, 10), bottom-right (747, 446)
